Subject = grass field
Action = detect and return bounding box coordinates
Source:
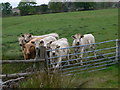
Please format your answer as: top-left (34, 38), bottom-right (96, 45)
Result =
top-left (2, 8), bottom-right (118, 88)
top-left (2, 8), bottom-right (118, 60)
top-left (20, 64), bottom-right (119, 88)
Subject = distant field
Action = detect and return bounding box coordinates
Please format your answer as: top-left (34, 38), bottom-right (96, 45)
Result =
top-left (2, 8), bottom-right (118, 60)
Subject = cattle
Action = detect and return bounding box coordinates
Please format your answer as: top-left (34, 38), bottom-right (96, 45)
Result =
top-left (71, 33), bottom-right (96, 65)
top-left (23, 42), bottom-right (36, 60)
top-left (28, 37), bottom-right (46, 59)
top-left (34, 36), bottom-right (57, 48)
top-left (18, 36), bottom-right (26, 51)
top-left (32, 36), bottom-right (57, 59)
top-left (49, 38), bottom-right (70, 68)
top-left (20, 33), bottom-right (59, 43)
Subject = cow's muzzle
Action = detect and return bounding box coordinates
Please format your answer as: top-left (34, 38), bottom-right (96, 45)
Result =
top-left (52, 52), bottom-right (56, 56)
top-left (19, 44), bottom-right (22, 46)
top-left (76, 42), bottom-right (80, 45)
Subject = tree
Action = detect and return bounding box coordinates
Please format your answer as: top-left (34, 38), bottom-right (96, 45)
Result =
top-left (48, 2), bottom-right (63, 13)
top-left (39, 4), bottom-right (48, 14)
top-left (18, 0), bottom-right (37, 16)
top-left (1, 2), bottom-right (12, 16)
top-left (74, 2), bottom-right (96, 10)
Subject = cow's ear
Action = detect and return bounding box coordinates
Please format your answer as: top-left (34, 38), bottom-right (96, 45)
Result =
top-left (71, 35), bottom-right (76, 39)
top-left (40, 40), bottom-right (44, 44)
top-left (29, 34), bottom-right (32, 38)
top-left (21, 34), bottom-right (24, 37)
top-left (49, 41), bottom-right (53, 44)
top-left (31, 41), bottom-right (35, 44)
top-left (81, 35), bottom-right (84, 38)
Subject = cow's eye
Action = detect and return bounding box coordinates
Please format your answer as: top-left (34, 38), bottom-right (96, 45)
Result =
top-left (31, 41), bottom-right (35, 44)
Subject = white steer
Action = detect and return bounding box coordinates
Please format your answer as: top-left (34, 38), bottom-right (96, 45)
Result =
top-left (72, 33), bottom-right (96, 65)
top-left (49, 38), bottom-right (70, 68)
top-left (31, 36), bottom-right (57, 59)
top-left (21, 33), bottom-right (59, 43)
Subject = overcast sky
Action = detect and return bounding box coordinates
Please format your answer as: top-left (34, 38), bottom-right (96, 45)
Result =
top-left (0, 0), bottom-right (50, 8)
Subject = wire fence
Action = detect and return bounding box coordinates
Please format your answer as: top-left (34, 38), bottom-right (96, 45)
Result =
top-left (47, 39), bottom-right (119, 76)
top-left (1, 39), bottom-right (119, 87)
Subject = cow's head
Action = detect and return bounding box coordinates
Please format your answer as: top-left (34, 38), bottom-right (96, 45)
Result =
top-left (47, 41), bottom-right (53, 49)
top-left (31, 39), bottom-right (44, 50)
top-left (18, 36), bottom-right (26, 47)
top-left (50, 43), bottom-right (60, 56)
top-left (25, 43), bottom-right (35, 55)
top-left (21, 33), bottom-right (32, 43)
top-left (71, 33), bottom-right (84, 45)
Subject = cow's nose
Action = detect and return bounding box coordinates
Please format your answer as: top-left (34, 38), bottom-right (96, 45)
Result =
top-left (52, 52), bottom-right (56, 56)
top-left (26, 52), bottom-right (30, 55)
top-left (19, 44), bottom-right (22, 46)
top-left (25, 40), bottom-right (28, 43)
top-left (36, 47), bottom-right (39, 50)
top-left (77, 42), bottom-right (80, 45)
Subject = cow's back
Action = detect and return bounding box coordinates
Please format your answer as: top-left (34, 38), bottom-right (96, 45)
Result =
top-left (81, 34), bottom-right (95, 45)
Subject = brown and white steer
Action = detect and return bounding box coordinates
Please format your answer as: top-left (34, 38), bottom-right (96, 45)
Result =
top-left (23, 42), bottom-right (36, 60)
top-left (20, 33), bottom-right (59, 43)
top-left (18, 36), bottom-right (26, 51)
top-left (23, 37), bottom-right (45, 60)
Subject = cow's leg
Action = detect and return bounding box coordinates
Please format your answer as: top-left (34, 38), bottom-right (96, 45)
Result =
top-left (67, 49), bottom-right (70, 65)
top-left (56, 57), bottom-right (61, 68)
top-left (80, 47), bottom-right (84, 58)
top-left (74, 48), bottom-right (77, 58)
top-left (35, 49), bottom-right (39, 60)
top-left (79, 47), bottom-right (85, 65)
top-left (74, 48), bottom-right (79, 63)
top-left (92, 44), bottom-right (97, 58)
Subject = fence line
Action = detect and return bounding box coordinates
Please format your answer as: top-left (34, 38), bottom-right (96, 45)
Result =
top-left (65, 67), bottom-right (109, 76)
top-left (48, 39), bottom-right (119, 76)
top-left (63, 62), bottom-right (117, 75)
top-left (48, 47), bottom-right (117, 59)
top-left (49, 52), bottom-right (116, 65)
top-left (2, 77), bottom-right (24, 85)
top-left (0, 59), bottom-right (45, 64)
top-left (62, 59), bottom-right (118, 72)
top-left (1, 39), bottom-right (119, 86)
top-left (49, 55), bottom-right (118, 70)
top-left (0, 72), bottom-right (34, 79)
top-left (47, 39), bottom-right (117, 51)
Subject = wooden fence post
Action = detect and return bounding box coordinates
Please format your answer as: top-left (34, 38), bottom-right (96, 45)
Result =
top-left (39, 46), bottom-right (47, 72)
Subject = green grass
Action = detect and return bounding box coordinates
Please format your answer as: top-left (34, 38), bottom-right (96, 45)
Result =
top-left (2, 8), bottom-right (118, 60)
top-left (2, 8), bottom-right (118, 88)
top-left (19, 65), bottom-right (118, 88)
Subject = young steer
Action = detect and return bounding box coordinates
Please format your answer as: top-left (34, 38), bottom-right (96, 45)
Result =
top-left (32, 36), bottom-right (57, 59)
top-left (71, 33), bottom-right (96, 65)
top-left (18, 36), bottom-right (26, 51)
top-left (23, 42), bottom-right (36, 60)
top-left (20, 33), bottom-right (59, 43)
top-left (29, 37), bottom-right (46, 59)
top-left (49, 38), bottom-right (70, 68)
